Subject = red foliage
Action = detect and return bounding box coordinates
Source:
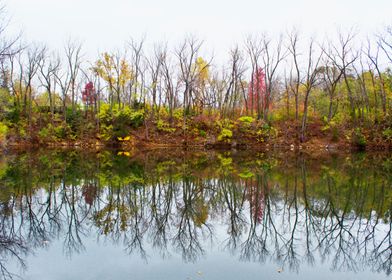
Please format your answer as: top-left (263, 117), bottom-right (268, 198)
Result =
top-left (247, 67), bottom-right (267, 112)
top-left (82, 82), bottom-right (96, 105)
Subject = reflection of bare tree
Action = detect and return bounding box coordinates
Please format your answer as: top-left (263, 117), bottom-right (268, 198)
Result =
top-left (172, 177), bottom-right (213, 262)
top-left (0, 202), bottom-right (28, 280)
top-left (219, 177), bottom-right (247, 252)
top-left (148, 179), bottom-right (174, 258)
top-left (0, 151), bottom-right (391, 278)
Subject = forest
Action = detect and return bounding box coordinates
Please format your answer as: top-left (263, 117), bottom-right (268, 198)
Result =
top-left (1, 9), bottom-right (392, 150)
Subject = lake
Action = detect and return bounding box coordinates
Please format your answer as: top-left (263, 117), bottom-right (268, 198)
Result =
top-left (0, 149), bottom-right (391, 280)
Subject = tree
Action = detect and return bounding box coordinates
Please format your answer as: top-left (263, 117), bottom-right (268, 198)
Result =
top-left (247, 67), bottom-right (266, 112)
top-left (93, 51), bottom-right (133, 110)
top-left (82, 81), bottom-right (96, 115)
top-left (300, 39), bottom-right (323, 142)
top-left (38, 49), bottom-right (61, 120)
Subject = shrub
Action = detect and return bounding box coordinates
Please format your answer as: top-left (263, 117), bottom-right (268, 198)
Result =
top-left (352, 128), bottom-right (366, 149)
top-left (238, 116), bottom-right (255, 133)
top-left (382, 128), bottom-right (392, 141)
top-left (255, 123), bottom-right (277, 142)
top-left (331, 126), bottom-right (340, 142)
top-left (218, 128), bottom-right (233, 143)
top-left (156, 119), bottom-right (175, 133)
top-left (38, 125), bottom-right (52, 141)
top-left (193, 114), bottom-right (215, 130)
top-left (0, 122), bottom-right (8, 142)
top-left (238, 116), bottom-right (255, 125)
top-left (54, 123), bottom-right (72, 139)
top-left (98, 104), bottom-right (144, 140)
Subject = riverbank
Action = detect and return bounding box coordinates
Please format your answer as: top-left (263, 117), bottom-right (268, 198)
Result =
top-left (2, 118), bottom-right (391, 152)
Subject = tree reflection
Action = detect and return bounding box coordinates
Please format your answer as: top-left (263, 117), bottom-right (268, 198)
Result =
top-left (0, 150), bottom-right (390, 278)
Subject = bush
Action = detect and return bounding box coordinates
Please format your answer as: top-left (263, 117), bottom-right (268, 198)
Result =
top-left (352, 128), bottom-right (367, 149)
top-left (0, 122), bottom-right (8, 142)
top-left (382, 128), bottom-right (392, 141)
top-left (238, 116), bottom-right (255, 133)
top-left (38, 126), bottom-right (52, 141)
top-left (98, 104), bottom-right (144, 140)
top-left (156, 119), bottom-right (175, 133)
top-left (218, 128), bottom-right (233, 143)
top-left (255, 123), bottom-right (277, 142)
top-left (238, 116), bottom-right (255, 125)
top-left (192, 114), bottom-right (215, 130)
top-left (331, 126), bottom-right (340, 142)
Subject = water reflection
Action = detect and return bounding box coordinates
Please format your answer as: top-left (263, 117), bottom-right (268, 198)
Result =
top-left (0, 150), bottom-right (391, 279)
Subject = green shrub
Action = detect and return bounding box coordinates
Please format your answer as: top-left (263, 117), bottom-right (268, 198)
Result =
top-left (331, 126), bottom-right (340, 142)
top-left (352, 128), bottom-right (367, 149)
top-left (38, 126), bottom-right (51, 141)
top-left (98, 104), bottom-right (144, 140)
top-left (99, 124), bottom-right (113, 141)
top-left (255, 123), bottom-right (277, 142)
top-left (382, 128), bottom-right (392, 141)
top-left (0, 122), bottom-right (8, 142)
top-left (218, 128), bottom-right (233, 143)
top-left (54, 124), bottom-right (71, 139)
top-left (157, 119), bottom-right (175, 133)
top-left (238, 116), bottom-right (255, 125)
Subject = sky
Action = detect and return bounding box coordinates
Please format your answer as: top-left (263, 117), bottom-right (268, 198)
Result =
top-left (3, 0), bottom-right (392, 61)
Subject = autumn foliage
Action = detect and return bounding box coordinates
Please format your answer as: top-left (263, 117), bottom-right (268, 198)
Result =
top-left (247, 67), bottom-right (266, 112)
top-left (82, 82), bottom-right (96, 106)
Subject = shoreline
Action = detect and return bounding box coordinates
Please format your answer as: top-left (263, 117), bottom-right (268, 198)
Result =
top-left (2, 138), bottom-right (391, 153)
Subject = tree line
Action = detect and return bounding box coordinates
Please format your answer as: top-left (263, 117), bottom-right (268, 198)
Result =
top-left (0, 6), bottom-right (392, 143)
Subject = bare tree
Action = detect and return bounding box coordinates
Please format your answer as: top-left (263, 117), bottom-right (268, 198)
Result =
top-left (38, 49), bottom-right (61, 120)
top-left (128, 37), bottom-right (145, 107)
top-left (176, 36), bottom-right (203, 142)
top-left (245, 36), bottom-right (263, 118)
top-left (146, 44), bottom-right (165, 118)
top-left (64, 39), bottom-right (83, 114)
top-left (366, 38), bottom-right (387, 116)
top-left (323, 30), bottom-right (358, 121)
top-left (261, 33), bottom-right (287, 121)
top-left (161, 45), bottom-right (179, 123)
top-left (222, 46), bottom-right (247, 117)
top-left (300, 38), bottom-right (323, 142)
top-left (287, 29), bottom-right (301, 121)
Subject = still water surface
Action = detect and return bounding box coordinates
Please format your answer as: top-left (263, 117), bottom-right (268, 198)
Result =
top-left (0, 149), bottom-right (391, 279)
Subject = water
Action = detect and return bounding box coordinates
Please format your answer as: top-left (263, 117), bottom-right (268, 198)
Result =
top-left (0, 149), bottom-right (391, 279)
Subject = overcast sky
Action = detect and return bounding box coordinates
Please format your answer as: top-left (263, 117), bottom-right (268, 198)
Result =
top-left (3, 0), bottom-right (392, 60)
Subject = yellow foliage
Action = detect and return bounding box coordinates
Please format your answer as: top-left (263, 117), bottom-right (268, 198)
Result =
top-left (93, 52), bottom-right (133, 89)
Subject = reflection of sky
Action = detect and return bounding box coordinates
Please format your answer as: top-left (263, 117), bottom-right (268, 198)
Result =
top-left (5, 184), bottom-right (391, 280)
